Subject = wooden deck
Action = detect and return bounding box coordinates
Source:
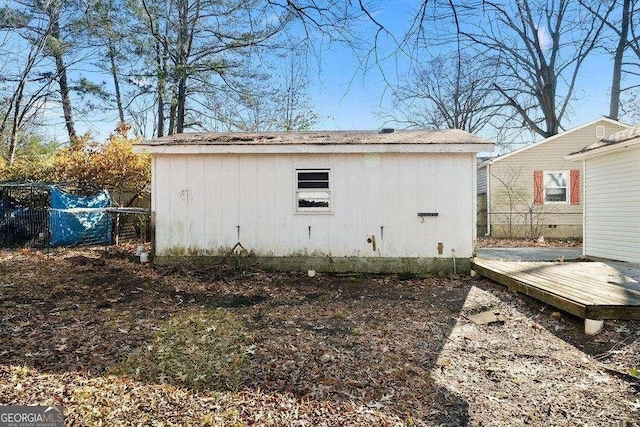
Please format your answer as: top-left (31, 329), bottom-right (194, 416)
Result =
top-left (472, 259), bottom-right (640, 320)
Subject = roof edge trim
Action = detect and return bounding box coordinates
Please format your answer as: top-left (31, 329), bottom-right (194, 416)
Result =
top-left (488, 117), bottom-right (629, 165)
top-left (565, 137), bottom-right (640, 160)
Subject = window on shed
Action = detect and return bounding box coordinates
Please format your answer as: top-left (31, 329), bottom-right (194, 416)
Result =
top-left (296, 169), bottom-right (331, 212)
top-left (544, 171), bottom-right (568, 203)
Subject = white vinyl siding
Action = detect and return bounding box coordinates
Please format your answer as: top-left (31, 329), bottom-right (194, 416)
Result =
top-left (584, 146), bottom-right (640, 263)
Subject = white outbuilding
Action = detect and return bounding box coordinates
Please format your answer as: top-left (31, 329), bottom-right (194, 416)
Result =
top-left (566, 125), bottom-right (640, 263)
top-left (134, 129), bottom-right (494, 273)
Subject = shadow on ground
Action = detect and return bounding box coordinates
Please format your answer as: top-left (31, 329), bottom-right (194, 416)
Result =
top-left (0, 249), bottom-right (470, 425)
top-left (472, 278), bottom-right (640, 372)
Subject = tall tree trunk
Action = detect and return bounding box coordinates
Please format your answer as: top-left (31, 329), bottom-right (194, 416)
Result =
top-left (50, 14), bottom-right (76, 141)
top-left (8, 126), bottom-right (19, 166)
top-left (54, 53), bottom-right (76, 141)
top-left (7, 76), bottom-right (28, 166)
top-left (610, 0), bottom-right (631, 120)
top-left (154, 21), bottom-right (170, 137)
top-left (156, 81), bottom-right (165, 137)
top-left (175, 0), bottom-right (189, 134)
top-left (108, 39), bottom-right (125, 123)
top-left (176, 77), bottom-right (186, 133)
top-left (155, 38), bottom-right (165, 137)
top-left (55, 55), bottom-right (76, 141)
top-left (168, 87), bottom-right (177, 135)
top-left (8, 103), bottom-right (21, 166)
top-left (540, 63), bottom-right (559, 137)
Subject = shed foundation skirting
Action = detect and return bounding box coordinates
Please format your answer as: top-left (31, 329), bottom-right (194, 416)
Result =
top-left (154, 256), bottom-right (472, 274)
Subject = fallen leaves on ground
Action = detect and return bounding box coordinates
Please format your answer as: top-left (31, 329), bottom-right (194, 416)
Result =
top-left (0, 248), bottom-right (638, 426)
top-left (111, 308), bottom-right (251, 391)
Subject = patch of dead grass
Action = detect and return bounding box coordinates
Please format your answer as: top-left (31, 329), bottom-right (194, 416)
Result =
top-left (110, 308), bottom-right (251, 391)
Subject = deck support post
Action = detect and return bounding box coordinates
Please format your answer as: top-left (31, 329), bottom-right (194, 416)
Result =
top-left (585, 319), bottom-right (604, 335)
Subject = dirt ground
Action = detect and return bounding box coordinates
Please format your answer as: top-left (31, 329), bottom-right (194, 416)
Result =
top-left (0, 248), bottom-right (638, 426)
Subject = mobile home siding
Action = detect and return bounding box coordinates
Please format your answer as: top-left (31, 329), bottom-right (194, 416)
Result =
top-left (477, 165), bottom-right (488, 236)
top-left (584, 146), bottom-right (640, 263)
top-left (152, 152), bottom-right (476, 258)
top-left (488, 120), bottom-right (627, 238)
top-left (477, 165), bottom-right (487, 194)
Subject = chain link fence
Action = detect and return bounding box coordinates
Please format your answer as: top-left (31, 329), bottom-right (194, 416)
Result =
top-left (0, 183), bottom-right (151, 249)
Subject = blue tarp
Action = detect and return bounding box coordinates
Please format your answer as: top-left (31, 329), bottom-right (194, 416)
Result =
top-left (49, 187), bottom-right (112, 246)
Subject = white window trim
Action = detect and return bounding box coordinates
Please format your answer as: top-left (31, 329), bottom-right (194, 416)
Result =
top-left (543, 170), bottom-right (570, 205)
top-left (294, 168), bottom-right (333, 214)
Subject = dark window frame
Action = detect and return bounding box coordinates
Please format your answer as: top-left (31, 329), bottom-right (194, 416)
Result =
top-left (295, 168), bottom-right (332, 213)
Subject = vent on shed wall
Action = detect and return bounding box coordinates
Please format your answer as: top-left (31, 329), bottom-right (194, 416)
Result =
top-left (595, 125), bottom-right (605, 138)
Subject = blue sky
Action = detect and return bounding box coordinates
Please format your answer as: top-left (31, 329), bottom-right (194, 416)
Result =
top-left (300, 1), bottom-right (623, 149)
top-left (67, 1), bottom-right (418, 140)
top-left (311, 45), bottom-right (615, 134)
top-left (59, 1), bottom-right (624, 148)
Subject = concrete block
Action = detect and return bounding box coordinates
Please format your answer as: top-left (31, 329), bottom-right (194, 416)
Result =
top-left (585, 318), bottom-right (604, 335)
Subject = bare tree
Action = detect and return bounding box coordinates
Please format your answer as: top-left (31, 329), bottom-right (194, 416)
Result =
top-left (0, 3), bottom-right (57, 164)
top-left (459, 0), bottom-right (610, 138)
top-left (580, 0), bottom-right (640, 121)
top-left (201, 54), bottom-right (318, 132)
top-left (276, 55), bottom-right (319, 131)
top-left (384, 51), bottom-right (501, 133)
top-left (492, 164), bottom-right (530, 238)
top-left (4, 0), bottom-right (109, 145)
top-left (609, 0), bottom-right (631, 120)
top-left (127, 0), bottom-right (377, 137)
top-left (131, 0), bottom-right (285, 135)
